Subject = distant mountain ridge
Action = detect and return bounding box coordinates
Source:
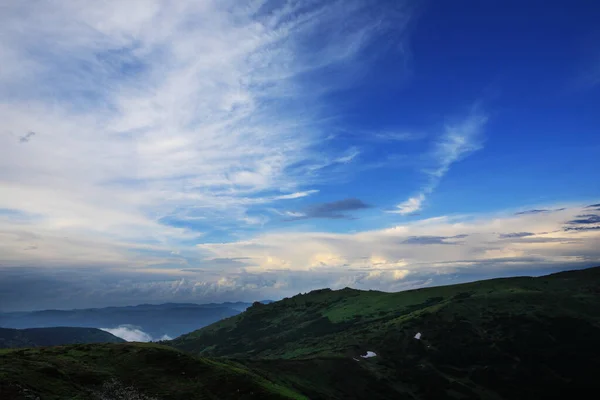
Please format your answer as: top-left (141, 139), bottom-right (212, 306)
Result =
top-left (0, 301), bottom-right (271, 339)
top-left (0, 327), bottom-right (124, 349)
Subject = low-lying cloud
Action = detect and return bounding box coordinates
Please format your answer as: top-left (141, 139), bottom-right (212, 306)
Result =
top-left (101, 325), bottom-right (172, 342)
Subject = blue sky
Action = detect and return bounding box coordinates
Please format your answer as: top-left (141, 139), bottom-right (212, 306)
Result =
top-left (0, 0), bottom-right (599, 310)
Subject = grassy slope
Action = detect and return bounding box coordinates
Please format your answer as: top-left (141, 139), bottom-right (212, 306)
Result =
top-left (172, 266), bottom-right (600, 399)
top-left (0, 343), bottom-right (307, 400)
top-left (0, 327), bottom-right (125, 349)
top-left (2, 267), bottom-right (599, 400)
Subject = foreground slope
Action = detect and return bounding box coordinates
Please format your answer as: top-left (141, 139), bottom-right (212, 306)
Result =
top-left (172, 266), bottom-right (600, 399)
top-left (0, 343), bottom-right (400, 400)
top-left (0, 343), bottom-right (306, 400)
top-left (0, 327), bottom-right (124, 349)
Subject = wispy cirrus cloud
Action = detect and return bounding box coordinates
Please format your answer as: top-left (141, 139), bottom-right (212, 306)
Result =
top-left (274, 190), bottom-right (320, 201)
top-left (370, 131), bottom-right (424, 142)
top-left (394, 194), bottom-right (426, 215)
top-left (2, 1), bottom-right (596, 314)
top-left (393, 110), bottom-right (488, 215)
top-left (0, 0), bottom-right (414, 264)
top-left (338, 128), bottom-right (425, 143)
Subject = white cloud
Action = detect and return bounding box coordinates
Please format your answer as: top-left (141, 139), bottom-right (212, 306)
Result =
top-left (335, 149), bottom-right (361, 164)
top-left (197, 203), bottom-right (600, 278)
top-left (0, 0), bottom-right (413, 267)
top-left (395, 194), bottom-right (425, 215)
top-left (1, 2), bottom-right (597, 310)
top-left (101, 325), bottom-right (173, 342)
top-left (274, 190), bottom-right (319, 200)
top-left (100, 325), bottom-right (153, 342)
top-left (2, 201), bottom-right (598, 310)
top-left (393, 111), bottom-right (488, 214)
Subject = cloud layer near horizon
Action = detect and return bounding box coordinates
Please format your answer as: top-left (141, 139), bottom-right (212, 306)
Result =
top-left (2, 202), bottom-right (599, 311)
top-left (196, 203), bottom-right (600, 275)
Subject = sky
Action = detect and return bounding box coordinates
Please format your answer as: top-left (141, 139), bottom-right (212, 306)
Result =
top-left (1, 0), bottom-right (599, 311)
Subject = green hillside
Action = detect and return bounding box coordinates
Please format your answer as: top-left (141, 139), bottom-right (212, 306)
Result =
top-left (171, 266), bottom-right (600, 398)
top-left (0, 343), bottom-right (307, 400)
top-left (0, 327), bottom-right (125, 349)
top-left (2, 267), bottom-right (599, 399)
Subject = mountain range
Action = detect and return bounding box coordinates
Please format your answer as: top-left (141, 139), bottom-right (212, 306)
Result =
top-left (0, 327), bottom-right (124, 349)
top-left (0, 302), bottom-right (258, 340)
top-left (1, 266), bottom-right (599, 399)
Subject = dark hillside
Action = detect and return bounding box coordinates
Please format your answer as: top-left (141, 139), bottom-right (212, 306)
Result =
top-left (172, 266), bottom-right (600, 399)
top-left (2, 267), bottom-right (599, 399)
top-left (0, 343), bottom-right (306, 400)
top-left (0, 327), bottom-right (124, 349)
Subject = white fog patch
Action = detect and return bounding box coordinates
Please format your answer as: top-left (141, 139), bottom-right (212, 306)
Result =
top-left (100, 325), bottom-right (169, 342)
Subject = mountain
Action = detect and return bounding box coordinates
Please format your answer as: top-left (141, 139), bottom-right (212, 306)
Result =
top-left (1, 267), bottom-right (599, 399)
top-left (0, 302), bottom-right (256, 340)
top-left (171, 266), bottom-right (600, 398)
top-left (0, 327), bottom-right (124, 349)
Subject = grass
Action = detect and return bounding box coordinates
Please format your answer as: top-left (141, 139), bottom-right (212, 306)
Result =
top-left (0, 343), bottom-right (307, 400)
top-left (170, 266), bottom-right (600, 399)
